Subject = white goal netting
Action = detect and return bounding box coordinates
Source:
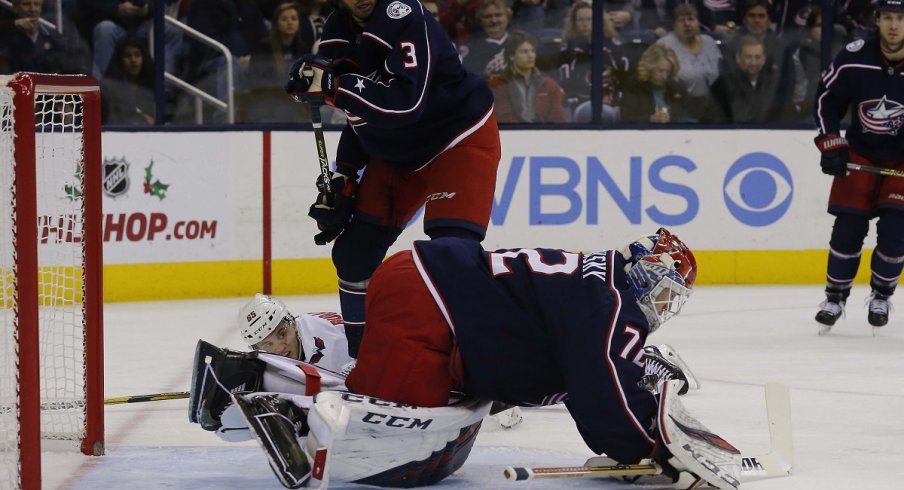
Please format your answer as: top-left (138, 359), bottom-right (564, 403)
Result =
top-left (0, 75), bottom-right (94, 490)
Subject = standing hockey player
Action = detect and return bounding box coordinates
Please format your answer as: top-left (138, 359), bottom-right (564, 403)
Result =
top-left (284, 0), bottom-right (501, 360)
top-left (813, 0), bottom-right (904, 333)
top-left (238, 293), bottom-right (354, 374)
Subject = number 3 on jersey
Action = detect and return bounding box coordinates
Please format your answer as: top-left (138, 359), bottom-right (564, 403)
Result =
top-left (400, 42), bottom-right (417, 68)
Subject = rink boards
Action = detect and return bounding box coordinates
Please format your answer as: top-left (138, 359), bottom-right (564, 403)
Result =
top-left (93, 128), bottom-right (869, 301)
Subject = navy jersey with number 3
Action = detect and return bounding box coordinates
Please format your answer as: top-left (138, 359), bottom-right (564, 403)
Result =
top-left (412, 238), bottom-right (659, 463)
top-left (317, 0), bottom-right (494, 171)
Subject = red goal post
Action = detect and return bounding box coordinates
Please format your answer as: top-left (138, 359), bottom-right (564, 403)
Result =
top-left (0, 73), bottom-right (104, 490)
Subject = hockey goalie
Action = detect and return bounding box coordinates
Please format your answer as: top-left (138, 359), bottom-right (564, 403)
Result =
top-left (188, 229), bottom-right (741, 489)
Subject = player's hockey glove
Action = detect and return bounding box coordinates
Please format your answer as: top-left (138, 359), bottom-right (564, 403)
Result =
top-left (815, 134), bottom-right (849, 177)
top-left (308, 165), bottom-right (358, 245)
top-left (285, 55), bottom-right (337, 104)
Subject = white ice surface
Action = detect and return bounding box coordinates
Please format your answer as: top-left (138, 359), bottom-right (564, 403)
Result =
top-left (41, 285), bottom-right (904, 489)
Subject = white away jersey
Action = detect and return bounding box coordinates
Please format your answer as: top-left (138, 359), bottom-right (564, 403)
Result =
top-left (295, 312), bottom-right (352, 374)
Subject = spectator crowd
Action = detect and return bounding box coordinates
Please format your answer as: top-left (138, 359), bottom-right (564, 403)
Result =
top-left (0, 0), bottom-right (880, 125)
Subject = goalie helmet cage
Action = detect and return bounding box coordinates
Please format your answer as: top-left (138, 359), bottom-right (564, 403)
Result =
top-left (0, 73), bottom-right (104, 490)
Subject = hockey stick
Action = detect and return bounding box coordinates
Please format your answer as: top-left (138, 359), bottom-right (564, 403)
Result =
top-left (104, 391), bottom-right (190, 405)
top-left (308, 100), bottom-right (332, 196)
top-left (846, 163), bottom-right (904, 178)
top-left (0, 391), bottom-right (191, 413)
top-left (504, 383), bottom-right (793, 482)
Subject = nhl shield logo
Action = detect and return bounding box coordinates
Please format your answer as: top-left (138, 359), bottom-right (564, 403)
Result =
top-left (386, 1), bottom-right (411, 19)
top-left (103, 157), bottom-right (130, 198)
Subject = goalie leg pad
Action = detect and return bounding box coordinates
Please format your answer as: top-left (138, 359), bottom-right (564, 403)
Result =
top-left (657, 380), bottom-right (742, 490)
top-left (236, 393), bottom-right (313, 489)
top-left (305, 391), bottom-right (491, 487)
top-left (188, 339), bottom-right (265, 431)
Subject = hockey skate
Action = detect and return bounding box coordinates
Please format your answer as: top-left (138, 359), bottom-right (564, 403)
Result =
top-left (189, 339), bottom-right (265, 431)
top-left (866, 292), bottom-right (893, 334)
top-left (815, 293), bottom-right (846, 335)
top-left (235, 394), bottom-right (313, 489)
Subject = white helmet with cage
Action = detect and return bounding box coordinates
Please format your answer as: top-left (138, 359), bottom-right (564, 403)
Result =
top-left (239, 293), bottom-right (292, 346)
top-left (621, 228), bottom-right (697, 333)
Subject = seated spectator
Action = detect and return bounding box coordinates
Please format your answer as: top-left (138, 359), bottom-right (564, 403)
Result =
top-left (101, 37), bottom-right (155, 124)
top-left (0, 0), bottom-right (90, 74)
top-left (510, 0), bottom-right (545, 33)
top-left (656, 3), bottom-right (722, 120)
top-left (439, 0), bottom-right (481, 45)
top-left (459, 0), bottom-right (512, 77)
top-left (605, 0), bottom-right (636, 32)
top-left (240, 1), bottom-right (312, 122)
top-left (619, 43), bottom-right (691, 123)
top-left (689, 0), bottom-right (740, 36)
top-left (721, 0), bottom-right (799, 110)
top-left (557, 2), bottom-right (617, 123)
top-left (488, 30), bottom-right (566, 123)
top-left (703, 34), bottom-right (788, 123)
top-left (722, 0), bottom-right (789, 72)
top-left (80, 0), bottom-right (182, 80)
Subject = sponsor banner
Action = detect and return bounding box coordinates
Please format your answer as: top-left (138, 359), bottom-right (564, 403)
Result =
top-left (94, 129), bottom-right (863, 269)
top-left (99, 132), bottom-right (262, 264)
top-left (392, 130), bottom-right (850, 253)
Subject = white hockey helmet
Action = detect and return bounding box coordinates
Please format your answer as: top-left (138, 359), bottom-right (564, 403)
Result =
top-left (239, 293), bottom-right (292, 346)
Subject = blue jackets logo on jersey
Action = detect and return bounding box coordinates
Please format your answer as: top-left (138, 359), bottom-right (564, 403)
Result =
top-left (846, 39), bottom-right (865, 52)
top-left (386, 1), bottom-right (412, 19)
top-left (858, 96), bottom-right (904, 135)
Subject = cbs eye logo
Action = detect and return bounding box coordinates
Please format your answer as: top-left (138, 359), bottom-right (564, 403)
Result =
top-left (723, 153), bottom-right (793, 226)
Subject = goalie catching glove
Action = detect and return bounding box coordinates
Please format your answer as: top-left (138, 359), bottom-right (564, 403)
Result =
top-left (285, 55), bottom-right (337, 104)
top-left (308, 165), bottom-right (358, 245)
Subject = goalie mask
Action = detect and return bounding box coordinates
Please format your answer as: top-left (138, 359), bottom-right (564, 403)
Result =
top-left (621, 228), bottom-right (697, 332)
top-left (239, 293), bottom-right (293, 347)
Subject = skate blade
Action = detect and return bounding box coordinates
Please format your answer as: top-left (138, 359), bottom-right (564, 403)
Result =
top-left (817, 323), bottom-right (832, 336)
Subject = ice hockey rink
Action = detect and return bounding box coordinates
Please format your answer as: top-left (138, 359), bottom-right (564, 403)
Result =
top-left (42, 284), bottom-right (904, 490)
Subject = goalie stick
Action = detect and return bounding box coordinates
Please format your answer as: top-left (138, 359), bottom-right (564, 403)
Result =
top-left (846, 163), bottom-right (904, 179)
top-left (504, 383), bottom-right (793, 483)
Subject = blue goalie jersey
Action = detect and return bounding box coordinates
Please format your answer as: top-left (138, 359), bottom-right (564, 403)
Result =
top-left (411, 238), bottom-right (659, 463)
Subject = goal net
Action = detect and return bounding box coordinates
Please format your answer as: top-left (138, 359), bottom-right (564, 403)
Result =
top-left (0, 73), bottom-right (104, 490)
